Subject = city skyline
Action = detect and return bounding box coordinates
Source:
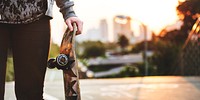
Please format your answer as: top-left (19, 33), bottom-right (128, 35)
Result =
top-left (50, 0), bottom-right (181, 44)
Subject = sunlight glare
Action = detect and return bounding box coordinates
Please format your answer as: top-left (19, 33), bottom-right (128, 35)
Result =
top-left (51, 0), bottom-right (180, 44)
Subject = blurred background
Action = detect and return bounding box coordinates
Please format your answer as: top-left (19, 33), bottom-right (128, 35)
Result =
top-left (5, 0), bottom-right (200, 100)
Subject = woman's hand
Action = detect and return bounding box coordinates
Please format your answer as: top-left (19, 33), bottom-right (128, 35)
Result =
top-left (65, 17), bottom-right (83, 35)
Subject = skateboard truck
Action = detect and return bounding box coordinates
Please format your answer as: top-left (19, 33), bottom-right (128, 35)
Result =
top-left (47, 54), bottom-right (75, 70)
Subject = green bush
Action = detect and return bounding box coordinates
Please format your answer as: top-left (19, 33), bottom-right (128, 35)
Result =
top-left (119, 65), bottom-right (140, 77)
top-left (99, 65), bottom-right (139, 78)
top-left (149, 40), bottom-right (180, 75)
top-left (49, 42), bottom-right (60, 58)
top-left (6, 57), bottom-right (14, 82)
top-left (79, 41), bottom-right (106, 59)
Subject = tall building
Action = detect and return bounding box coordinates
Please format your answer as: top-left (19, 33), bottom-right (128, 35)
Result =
top-left (99, 19), bottom-right (109, 42)
top-left (113, 15), bottom-right (134, 43)
top-left (76, 19), bottom-right (109, 43)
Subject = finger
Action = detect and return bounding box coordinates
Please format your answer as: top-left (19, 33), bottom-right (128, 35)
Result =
top-left (76, 31), bottom-right (81, 35)
top-left (76, 21), bottom-right (83, 35)
top-left (66, 20), bottom-right (73, 31)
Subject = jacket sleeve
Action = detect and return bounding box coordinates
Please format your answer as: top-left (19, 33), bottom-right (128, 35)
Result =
top-left (55, 0), bottom-right (77, 20)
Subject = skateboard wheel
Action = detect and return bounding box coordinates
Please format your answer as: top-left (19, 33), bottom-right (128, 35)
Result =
top-left (47, 58), bottom-right (56, 69)
top-left (56, 54), bottom-right (68, 67)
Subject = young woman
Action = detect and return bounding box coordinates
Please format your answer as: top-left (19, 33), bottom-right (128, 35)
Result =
top-left (0, 0), bottom-right (83, 99)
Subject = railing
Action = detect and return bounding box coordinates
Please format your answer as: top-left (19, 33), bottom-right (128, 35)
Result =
top-left (180, 17), bottom-right (200, 75)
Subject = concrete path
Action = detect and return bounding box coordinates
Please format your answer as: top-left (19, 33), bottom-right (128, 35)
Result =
top-left (5, 70), bottom-right (200, 100)
top-left (78, 76), bottom-right (200, 100)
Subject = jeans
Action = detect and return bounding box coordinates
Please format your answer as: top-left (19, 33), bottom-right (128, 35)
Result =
top-left (0, 17), bottom-right (51, 100)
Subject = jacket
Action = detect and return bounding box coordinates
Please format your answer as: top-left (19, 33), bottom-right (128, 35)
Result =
top-left (46, 0), bottom-right (76, 21)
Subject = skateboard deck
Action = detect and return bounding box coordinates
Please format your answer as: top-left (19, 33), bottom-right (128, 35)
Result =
top-left (47, 23), bottom-right (81, 100)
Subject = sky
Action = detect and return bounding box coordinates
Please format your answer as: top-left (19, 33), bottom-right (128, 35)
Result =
top-left (50, 0), bottom-right (181, 45)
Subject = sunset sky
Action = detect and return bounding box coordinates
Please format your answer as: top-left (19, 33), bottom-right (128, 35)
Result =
top-left (50, 0), bottom-right (181, 44)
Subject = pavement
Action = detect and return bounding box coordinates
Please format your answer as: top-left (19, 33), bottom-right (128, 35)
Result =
top-left (5, 70), bottom-right (200, 100)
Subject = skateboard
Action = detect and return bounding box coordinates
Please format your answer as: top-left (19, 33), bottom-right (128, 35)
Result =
top-left (47, 23), bottom-right (81, 100)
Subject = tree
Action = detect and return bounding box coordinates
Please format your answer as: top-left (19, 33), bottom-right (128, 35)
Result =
top-left (80, 41), bottom-right (106, 59)
top-left (160, 0), bottom-right (200, 46)
top-left (150, 40), bottom-right (180, 75)
top-left (117, 35), bottom-right (129, 51)
top-left (149, 0), bottom-right (200, 75)
top-left (176, 0), bottom-right (200, 42)
top-left (177, 0), bottom-right (200, 18)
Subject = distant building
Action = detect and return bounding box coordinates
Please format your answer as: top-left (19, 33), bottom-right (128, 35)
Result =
top-left (113, 15), bottom-right (134, 43)
top-left (84, 28), bottom-right (101, 41)
top-left (76, 19), bottom-right (109, 43)
top-left (77, 15), bottom-right (152, 43)
top-left (99, 19), bottom-right (109, 42)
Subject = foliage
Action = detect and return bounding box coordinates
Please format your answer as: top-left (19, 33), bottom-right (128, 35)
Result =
top-left (48, 42), bottom-right (60, 58)
top-left (98, 63), bottom-right (157, 78)
top-left (176, 0), bottom-right (200, 42)
top-left (6, 58), bottom-right (14, 82)
top-left (130, 41), bottom-right (155, 53)
top-left (88, 64), bottom-right (120, 72)
top-left (119, 65), bottom-right (140, 77)
top-left (104, 42), bottom-right (118, 51)
top-left (160, 30), bottom-right (187, 45)
top-left (136, 63), bottom-right (157, 76)
top-left (149, 40), bottom-right (181, 75)
top-left (177, 0), bottom-right (200, 18)
top-left (98, 65), bottom-right (140, 78)
top-left (147, 0), bottom-right (200, 75)
top-left (117, 35), bottom-right (129, 49)
top-left (79, 41), bottom-right (106, 59)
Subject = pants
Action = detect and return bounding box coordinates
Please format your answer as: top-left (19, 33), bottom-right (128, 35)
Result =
top-left (0, 17), bottom-right (51, 100)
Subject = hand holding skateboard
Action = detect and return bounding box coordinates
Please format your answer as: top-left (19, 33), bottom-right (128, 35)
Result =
top-left (47, 23), bottom-right (81, 100)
